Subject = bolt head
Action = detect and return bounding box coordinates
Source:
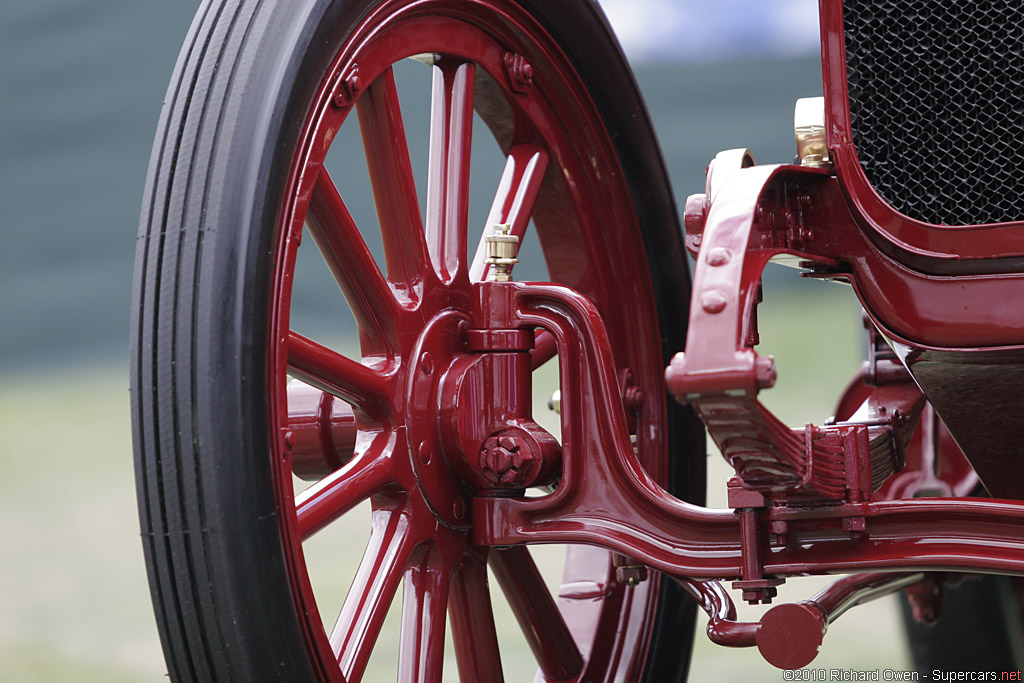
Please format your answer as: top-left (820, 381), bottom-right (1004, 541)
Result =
top-left (478, 430), bottom-right (539, 488)
top-left (481, 445), bottom-right (512, 476)
top-left (419, 351), bottom-right (434, 375)
top-left (683, 193), bottom-right (708, 240)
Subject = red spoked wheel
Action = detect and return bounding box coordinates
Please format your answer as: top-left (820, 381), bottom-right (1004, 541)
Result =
top-left (132, 0), bottom-right (703, 681)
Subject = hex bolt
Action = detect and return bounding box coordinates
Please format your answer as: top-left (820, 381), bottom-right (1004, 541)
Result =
top-left (479, 431), bottom-right (538, 487)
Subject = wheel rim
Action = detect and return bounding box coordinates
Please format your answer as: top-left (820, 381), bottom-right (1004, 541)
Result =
top-left (267, 2), bottom-right (675, 680)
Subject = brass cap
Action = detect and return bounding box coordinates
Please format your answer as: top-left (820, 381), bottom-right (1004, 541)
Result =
top-left (484, 223), bottom-right (520, 281)
top-left (794, 97), bottom-right (831, 168)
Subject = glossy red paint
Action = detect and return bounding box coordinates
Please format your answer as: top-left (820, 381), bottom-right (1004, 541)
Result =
top-left (263, 1), bottom-right (686, 679)
top-left (439, 322), bottom-right (561, 491)
top-left (680, 572), bottom-right (925, 666)
top-left (286, 379), bottom-right (358, 480)
top-left (473, 280), bottom-right (1024, 581)
top-left (676, 579), bottom-right (758, 648)
top-left (813, 3), bottom-right (1024, 496)
top-left (819, 0), bottom-right (1024, 266)
top-left (254, 0), bottom-right (1024, 676)
top-left (490, 546), bottom-right (584, 680)
top-left (668, 160), bottom-right (924, 509)
top-left (675, 160), bottom-right (1024, 497)
top-left (756, 603), bottom-right (825, 670)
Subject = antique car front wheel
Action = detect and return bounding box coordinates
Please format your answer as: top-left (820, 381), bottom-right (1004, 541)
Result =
top-left (131, 0), bottom-right (704, 680)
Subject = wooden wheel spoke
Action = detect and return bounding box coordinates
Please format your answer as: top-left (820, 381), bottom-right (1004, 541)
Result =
top-left (308, 169), bottom-right (401, 350)
top-left (425, 60), bottom-right (475, 283)
top-left (398, 546), bottom-right (450, 683)
top-left (357, 67), bottom-right (430, 297)
top-left (295, 431), bottom-right (397, 539)
top-left (490, 546), bottom-right (583, 680)
top-left (470, 144), bottom-right (549, 282)
top-left (287, 331), bottom-right (391, 416)
top-left (448, 552), bottom-right (504, 683)
top-left (331, 507), bottom-right (417, 683)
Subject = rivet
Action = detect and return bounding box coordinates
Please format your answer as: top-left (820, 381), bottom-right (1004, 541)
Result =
top-left (700, 290), bottom-right (728, 314)
top-left (420, 351), bottom-right (434, 375)
top-left (417, 441), bottom-right (431, 465)
top-left (706, 247), bottom-right (732, 267)
top-left (452, 497), bottom-right (466, 520)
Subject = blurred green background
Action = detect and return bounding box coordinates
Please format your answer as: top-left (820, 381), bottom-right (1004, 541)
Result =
top-left (0, 1), bottom-right (907, 680)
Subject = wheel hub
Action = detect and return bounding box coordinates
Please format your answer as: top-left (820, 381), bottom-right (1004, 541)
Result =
top-left (404, 310), bottom-right (472, 529)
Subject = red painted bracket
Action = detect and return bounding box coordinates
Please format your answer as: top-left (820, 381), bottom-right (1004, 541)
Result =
top-left (471, 280), bottom-right (1024, 580)
top-left (667, 161), bottom-right (921, 502)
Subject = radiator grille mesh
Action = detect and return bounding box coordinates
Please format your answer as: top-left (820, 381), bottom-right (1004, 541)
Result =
top-left (843, 1), bottom-right (1024, 226)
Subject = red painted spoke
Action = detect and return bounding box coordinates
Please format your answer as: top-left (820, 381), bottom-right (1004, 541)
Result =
top-left (287, 331), bottom-right (391, 416)
top-left (331, 507), bottom-right (417, 683)
top-left (397, 546), bottom-right (450, 683)
top-left (357, 67), bottom-right (430, 298)
top-left (295, 431), bottom-right (396, 539)
top-left (490, 546), bottom-right (583, 680)
top-left (308, 168), bottom-right (401, 351)
top-left (425, 60), bottom-right (475, 283)
top-left (448, 552), bottom-right (504, 683)
top-left (470, 144), bottom-right (549, 282)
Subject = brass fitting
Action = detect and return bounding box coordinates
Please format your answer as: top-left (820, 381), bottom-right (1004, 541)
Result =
top-left (484, 223), bottom-right (520, 282)
top-left (794, 97), bottom-right (831, 168)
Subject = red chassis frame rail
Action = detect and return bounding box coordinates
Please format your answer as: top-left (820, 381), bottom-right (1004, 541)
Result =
top-left (471, 164), bottom-right (1024, 582)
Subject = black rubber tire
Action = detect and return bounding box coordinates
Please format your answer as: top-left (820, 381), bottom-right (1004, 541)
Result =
top-left (130, 0), bottom-right (705, 680)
